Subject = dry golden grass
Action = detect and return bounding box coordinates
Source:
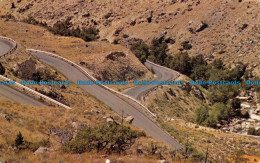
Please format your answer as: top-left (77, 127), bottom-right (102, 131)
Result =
top-left (166, 118), bottom-right (260, 161)
top-left (0, 99), bottom-right (174, 162)
top-left (145, 76), bottom-right (202, 121)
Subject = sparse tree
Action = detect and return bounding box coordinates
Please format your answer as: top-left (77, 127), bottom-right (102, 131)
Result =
top-left (0, 63), bottom-right (5, 75)
top-left (11, 2), bottom-right (16, 9)
top-left (15, 131), bottom-right (24, 148)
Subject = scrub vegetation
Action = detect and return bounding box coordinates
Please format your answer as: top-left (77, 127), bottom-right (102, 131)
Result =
top-left (23, 16), bottom-right (99, 42)
top-left (131, 39), bottom-right (253, 128)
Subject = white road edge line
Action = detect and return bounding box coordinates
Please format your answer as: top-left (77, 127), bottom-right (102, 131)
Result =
top-left (0, 75), bottom-right (72, 109)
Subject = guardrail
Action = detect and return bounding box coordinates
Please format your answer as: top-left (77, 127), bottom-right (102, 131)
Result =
top-left (0, 75), bottom-right (72, 109)
top-left (0, 36), bottom-right (71, 109)
top-left (27, 49), bottom-right (156, 117)
top-left (0, 36), bottom-right (18, 57)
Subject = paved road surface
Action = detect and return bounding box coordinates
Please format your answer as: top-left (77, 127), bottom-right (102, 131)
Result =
top-left (0, 40), bottom-right (12, 57)
top-left (0, 40), bottom-right (47, 106)
top-left (124, 61), bottom-right (178, 100)
top-left (31, 51), bottom-right (183, 150)
top-left (0, 85), bottom-right (47, 106)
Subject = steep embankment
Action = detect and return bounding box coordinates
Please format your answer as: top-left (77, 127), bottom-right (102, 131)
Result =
top-left (0, 39), bottom-right (47, 106)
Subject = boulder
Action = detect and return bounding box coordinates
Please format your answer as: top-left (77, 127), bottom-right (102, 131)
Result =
top-left (130, 19), bottom-right (136, 26)
top-left (104, 12), bottom-right (112, 19)
top-left (157, 160), bottom-right (166, 163)
top-left (191, 85), bottom-right (205, 101)
top-left (0, 113), bottom-right (11, 122)
top-left (82, 13), bottom-right (90, 17)
top-left (114, 27), bottom-right (124, 36)
top-left (34, 147), bottom-right (55, 155)
top-left (181, 41), bottom-right (192, 50)
top-left (195, 22), bottom-right (208, 32)
top-left (147, 11), bottom-right (153, 23)
top-left (105, 116), bottom-right (114, 123)
top-left (165, 37), bottom-right (175, 44)
top-left (240, 108), bottom-right (249, 118)
top-left (124, 116), bottom-right (134, 124)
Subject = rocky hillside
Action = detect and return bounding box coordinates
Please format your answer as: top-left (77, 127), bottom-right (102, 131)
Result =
top-left (1, 0), bottom-right (260, 75)
top-left (0, 20), bottom-right (152, 85)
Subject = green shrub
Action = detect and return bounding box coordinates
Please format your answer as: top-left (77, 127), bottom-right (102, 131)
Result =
top-left (211, 103), bottom-right (234, 121)
top-left (191, 65), bottom-right (211, 81)
top-left (181, 41), bottom-right (192, 50)
top-left (13, 131), bottom-right (51, 152)
top-left (203, 114), bottom-right (218, 128)
top-left (195, 102), bottom-right (237, 128)
top-left (62, 123), bottom-right (145, 154)
top-left (247, 127), bottom-right (260, 136)
top-left (150, 38), bottom-right (168, 65)
top-left (207, 85), bottom-right (240, 104)
top-left (48, 20), bottom-right (99, 42)
top-left (195, 105), bottom-right (209, 125)
top-left (130, 41), bottom-right (150, 63)
top-left (122, 34), bottom-right (129, 38)
top-left (24, 17), bottom-right (98, 42)
top-left (191, 54), bottom-right (207, 67)
top-left (169, 52), bottom-right (191, 75)
top-left (212, 59), bottom-right (224, 69)
top-left (14, 132), bottom-right (24, 149)
top-left (0, 63), bottom-right (5, 75)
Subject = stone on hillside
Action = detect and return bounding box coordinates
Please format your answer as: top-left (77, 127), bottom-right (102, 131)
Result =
top-left (34, 147), bottom-right (55, 155)
top-left (124, 116), bottom-right (134, 124)
top-left (105, 116), bottom-right (114, 123)
top-left (196, 22), bottom-right (208, 32)
top-left (82, 13), bottom-right (90, 17)
top-left (240, 108), bottom-right (249, 118)
top-left (130, 19), bottom-right (136, 26)
top-left (165, 37), bottom-right (175, 44)
top-left (157, 160), bottom-right (166, 163)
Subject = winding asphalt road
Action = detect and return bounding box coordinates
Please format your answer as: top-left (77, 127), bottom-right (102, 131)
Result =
top-left (0, 40), bottom-right (46, 106)
top-left (124, 61), bottom-right (178, 100)
top-left (31, 51), bottom-right (183, 150)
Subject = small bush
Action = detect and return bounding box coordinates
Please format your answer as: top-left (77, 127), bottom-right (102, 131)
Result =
top-left (11, 2), bottom-right (16, 8)
top-left (13, 131), bottom-right (51, 152)
top-left (23, 17), bottom-right (99, 42)
top-left (62, 123), bottom-right (145, 154)
top-left (247, 127), bottom-right (260, 136)
top-left (181, 41), bottom-right (192, 50)
top-left (0, 63), bottom-right (5, 75)
top-left (168, 52), bottom-right (191, 75)
top-left (112, 38), bottom-right (120, 44)
top-left (130, 41), bottom-right (150, 63)
top-left (48, 20), bottom-right (99, 42)
top-left (122, 34), bottom-right (129, 38)
top-left (195, 105), bottom-right (209, 125)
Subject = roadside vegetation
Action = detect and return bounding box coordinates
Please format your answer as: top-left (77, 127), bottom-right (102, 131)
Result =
top-left (62, 123), bottom-right (145, 154)
top-left (247, 127), bottom-right (260, 136)
top-left (0, 62), bottom-right (5, 75)
top-left (13, 131), bottom-right (50, 152)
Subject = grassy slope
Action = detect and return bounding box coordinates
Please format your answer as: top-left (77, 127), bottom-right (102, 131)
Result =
top-left (0, 19), bottom-right (176, 162)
